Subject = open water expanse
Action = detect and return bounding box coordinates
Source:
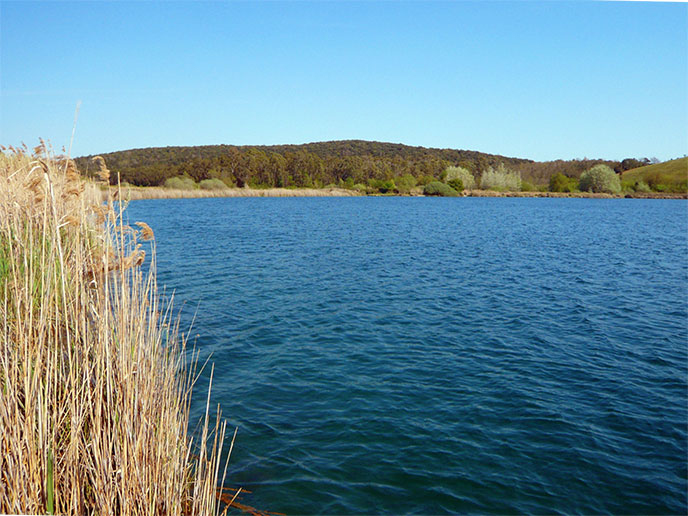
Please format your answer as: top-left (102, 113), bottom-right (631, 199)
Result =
top-left (127, 197), bottom-right (687, 515)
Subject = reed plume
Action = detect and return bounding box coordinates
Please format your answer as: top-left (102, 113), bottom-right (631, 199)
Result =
top-left (0, 146), bottom-right (228, 515)
top-left (92, 155), bottom-right (110, 183)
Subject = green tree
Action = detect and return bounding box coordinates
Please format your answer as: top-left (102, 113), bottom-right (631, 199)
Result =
top-left (445, 166), bottom-right (475, 189)
top-left (395, 174), bottom-right (417, 194)
top-left (549, 172), bottom-right (576, 192)
top-left (616, 158), bottom-right (645, 173)
top-left (447, 178), bottom-right (464, 191)
top-left (424, 181), bottom-right (459, 197)
top-left (480, 164), bottom-right (521, 191)
top-left (579, 165), bottom-right (621, 193)
top-left (369, 178), bottom-right (396, 193)
top-left (416, 174), bottom-right (435, 186)
top-left (164, 176), bottom-right (196, 190)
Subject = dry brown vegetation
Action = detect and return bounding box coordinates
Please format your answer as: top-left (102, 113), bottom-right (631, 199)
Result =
top-left (0, 143), bottom-right (231, 514)
top-left (106, 185), bottom-right (360, 201)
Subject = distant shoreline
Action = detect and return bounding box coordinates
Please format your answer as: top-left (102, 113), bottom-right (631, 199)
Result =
top-left (109, 186), bottom-right (687, 201)
top-left (464, 190), bottom-right (688, 200)
top-left (111, 186), bottom-right (360, 200)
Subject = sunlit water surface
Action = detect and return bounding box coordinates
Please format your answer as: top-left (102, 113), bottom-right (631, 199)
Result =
top-left (127, 197), bottom-right (687, 515)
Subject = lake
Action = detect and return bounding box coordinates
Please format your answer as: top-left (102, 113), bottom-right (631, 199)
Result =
top-left (126, 196), bottom-right (687, 515)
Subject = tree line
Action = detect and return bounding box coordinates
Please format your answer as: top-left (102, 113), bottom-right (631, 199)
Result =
top-left (74, 140), bottom-right (648, 189)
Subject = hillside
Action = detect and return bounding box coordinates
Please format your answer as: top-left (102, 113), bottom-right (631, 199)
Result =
top-left (621, 157), bottom-right (688, 193)
top-left (74, 140), bottom-right (621, 189)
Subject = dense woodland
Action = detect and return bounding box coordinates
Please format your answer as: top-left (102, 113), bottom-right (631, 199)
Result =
top-left (74, 140), bottom-right (652, 189)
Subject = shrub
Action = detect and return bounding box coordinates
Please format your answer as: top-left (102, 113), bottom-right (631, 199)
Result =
top-left (634, 181), bottom-right (652, 193)
top-left (199, 178), bottom-right (227, 190)
top-left (645, 171), bottom-right (673, 191)
top-left (368, 178), bottom-right (396, 193)
top-left (445, 166), bottom-right (476, 189)
top-left (417, 175), bottom-right (435, 186)
top-left (164, 176), bottom-right (196, 190)
top-left (395, 174), bottom-right (417, 194)
top-left (480, 164), bottom-right (521, 191)
top-left (579, 165), bottom-right (621, 193)
top-left (621, 178), bottom-right (653, 193)
top-left (520, 180), bottom-right (537, 192)
top-left (549, 172), bottom-right (577, 192)
top-left (447, 178), bottom-right (464, 191)
top-left (424, 181), bottom-right (459, 197)
top-left (621, 179), bottom-right (635, 193)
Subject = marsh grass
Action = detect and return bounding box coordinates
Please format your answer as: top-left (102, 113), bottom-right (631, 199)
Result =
top-left (104, 186), bottom-right (360, 201)
top-left (0, 143), bottom-right (229, 515)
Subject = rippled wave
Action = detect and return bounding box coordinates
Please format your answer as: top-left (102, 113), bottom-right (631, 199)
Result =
top-left (127, 197), bottom-right (688, 514)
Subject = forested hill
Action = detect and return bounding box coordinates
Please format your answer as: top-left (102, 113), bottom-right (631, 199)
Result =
top-left (74, 139), bottom-right (623, 188)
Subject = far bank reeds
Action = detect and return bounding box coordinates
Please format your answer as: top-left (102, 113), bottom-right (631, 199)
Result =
top-left (107, 185), bottom-right (360, 201)
top-left (0, 144), bottom-right (229, 514)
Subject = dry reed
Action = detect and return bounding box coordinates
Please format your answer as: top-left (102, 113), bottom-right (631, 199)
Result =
top-left (0, 144), bottom-right (229, 514)
top-left (105, 186), bottom-right (360, 201)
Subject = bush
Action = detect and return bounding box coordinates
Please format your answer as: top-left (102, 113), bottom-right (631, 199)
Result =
top-left (447, 178), bottom-right (464, 191)
top-left (634, 181), bottom-right (652, 193)
top-left (368, 178), bottom-right (396, 193)
top-left (199, 178), bottom-right (227, 190)
top-left (417, 175), bottom-right (435, 187)
top-left (520, 180), bottom-right (537, 192)
top-left (645, 171), bottom-right (673, 191)
top-left (549, 172), bottom-right (578, 192)
top-left (480, 164), bottom-right (521, 191)
top-left (164, 176), bottom-right (196, 190)
top-left (395, 174), bottom-right (417, 194)
top-left (424, 181), bottom-right (459, 197)
top-left (579, 165), bottom-right (621, 193)
top-left (445, 166), bottom-right (476, 189)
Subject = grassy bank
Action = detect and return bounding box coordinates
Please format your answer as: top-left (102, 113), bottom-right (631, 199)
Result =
top-left (0, 146), bottom-right (229, 514)
top-left (621, 157), bottom-right (688, 192)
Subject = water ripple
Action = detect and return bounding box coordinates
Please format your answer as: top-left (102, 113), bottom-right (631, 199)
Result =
top-left (128, 197), bottom-right (688, 515)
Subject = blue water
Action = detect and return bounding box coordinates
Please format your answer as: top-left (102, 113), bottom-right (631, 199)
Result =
top-left (127, 197), bottom-right (688, 515)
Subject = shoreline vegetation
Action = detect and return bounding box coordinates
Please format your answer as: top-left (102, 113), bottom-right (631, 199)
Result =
top-left (114, 185), bottom-right (360, 200)
top-left (107, 185), bottom-right (687, 201)
top-left (0, 145), bottom-right (261, 514)
top-left (76, 141), bottom-right (688, 199)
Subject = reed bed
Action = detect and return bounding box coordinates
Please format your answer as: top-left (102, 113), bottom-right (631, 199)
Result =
top-left (109, 186), bottom-right (360, 201)
top-left (0, 144), bottom-right (229, 515)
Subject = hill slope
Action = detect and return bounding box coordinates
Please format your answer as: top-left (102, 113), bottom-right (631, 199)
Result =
top-left (622, 157), bottom-right (688, 192)
top-left (74, 140), bottom-right (619, 189)
top-left (75, 140), bottom-right (532, 187)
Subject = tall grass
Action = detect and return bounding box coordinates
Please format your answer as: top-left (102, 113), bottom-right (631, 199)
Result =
top-left (0, 143), bottom-right (229, 515)
top-left (109, 186), bottom-right (360, 201)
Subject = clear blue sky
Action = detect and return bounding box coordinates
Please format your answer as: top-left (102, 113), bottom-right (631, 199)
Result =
top-left (1, 1), bottom-right (686, 161)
